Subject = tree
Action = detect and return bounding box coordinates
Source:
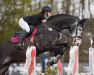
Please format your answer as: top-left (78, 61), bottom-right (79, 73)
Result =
top-left (80, 0), bottom-right (85, 19)
top-left (88, 0), bottom-right (92, 19)
top-left (0, 0), bottom-right (33, 43)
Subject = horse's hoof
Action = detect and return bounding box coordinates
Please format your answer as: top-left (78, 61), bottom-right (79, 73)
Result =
top-left (47, 60), bottom-right (54, 66)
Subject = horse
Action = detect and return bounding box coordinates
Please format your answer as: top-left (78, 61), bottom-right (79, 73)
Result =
top-left (0, 14), bottom-right (87, 75)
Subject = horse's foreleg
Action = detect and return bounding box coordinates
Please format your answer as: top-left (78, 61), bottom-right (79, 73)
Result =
top-left (47, 43), bottom-right (69, 57)
top-left (47, 43), bottom-right (69, 66)
top-left (47, 55), bottom-right (61, 66)
top-left (48, 43), bottom-right (69, 52)
top-left (54, 43), bottom-right (69, 49)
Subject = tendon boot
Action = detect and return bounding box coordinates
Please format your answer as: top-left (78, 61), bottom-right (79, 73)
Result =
top-left (16, 30), bottom-right (28, 49)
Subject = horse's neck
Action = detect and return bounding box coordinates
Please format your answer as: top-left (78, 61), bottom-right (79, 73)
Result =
top-left (47, 20), bottom-right (70, 31)
top-left (47, 14), bottom-right (78, 30)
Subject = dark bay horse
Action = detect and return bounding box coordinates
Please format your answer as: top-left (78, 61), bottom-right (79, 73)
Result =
top-left (0, 14), bottom-right (87, 75)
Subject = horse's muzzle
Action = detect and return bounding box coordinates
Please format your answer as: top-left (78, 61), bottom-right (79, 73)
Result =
top-left (73, 36), bottom-right (82, 46)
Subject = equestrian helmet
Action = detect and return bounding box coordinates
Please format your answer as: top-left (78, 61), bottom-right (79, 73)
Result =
top-left (42, 5), bottom-right (52, 13)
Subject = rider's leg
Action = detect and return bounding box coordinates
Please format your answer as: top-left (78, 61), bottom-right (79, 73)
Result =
top-left (16, 30), bottom-right (28, 48)
top-left (16, 18), bottom-right (30, 48)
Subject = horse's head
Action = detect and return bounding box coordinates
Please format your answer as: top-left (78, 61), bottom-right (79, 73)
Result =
top-left (46, 14), bottom-right (88, 45)
top-left (70, 18), bottom-right (88, 46)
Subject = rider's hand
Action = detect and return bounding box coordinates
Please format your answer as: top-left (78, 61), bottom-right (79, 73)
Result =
top-left (42, 19), bottom-right (46, 23)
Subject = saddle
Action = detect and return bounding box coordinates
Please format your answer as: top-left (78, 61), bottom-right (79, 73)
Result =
top-left (11, 27), bottom-right (37, 44)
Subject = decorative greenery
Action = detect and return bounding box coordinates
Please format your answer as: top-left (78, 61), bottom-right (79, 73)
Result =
top-left (65, 65), bottom-right (87, 75)
top-left (79, 65), bottom-right (87, 73)
top-left (37, 66), bottom-right (59, 75)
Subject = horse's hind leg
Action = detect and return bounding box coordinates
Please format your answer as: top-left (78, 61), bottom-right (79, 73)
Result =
top-left (0, 64), bottom-right (11, 75)
top-left (0, 58), bottom-right (11, 75)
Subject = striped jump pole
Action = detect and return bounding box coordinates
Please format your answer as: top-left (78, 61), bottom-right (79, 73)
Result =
top-left (93, 49), bottom-right (94, 75)
top-left (67, 46), bottom-right (79, 75)
top-left (67, 37), bottom-right (94, 75)
top-left (89, 35), bottom-right (94, 75)
top-left (23, 46), bottom-right (36, 75)
top-left (89, 47), bottom-right (94, 75)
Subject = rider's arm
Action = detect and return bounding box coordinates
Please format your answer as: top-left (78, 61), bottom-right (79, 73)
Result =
top-left (31, 14), bottom-right (43, 25)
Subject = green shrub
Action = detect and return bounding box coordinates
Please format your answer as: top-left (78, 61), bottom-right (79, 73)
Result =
top-left (37, 66), bottom-right (59, 75)
top-left (79, 65), bottom-right (87, 73)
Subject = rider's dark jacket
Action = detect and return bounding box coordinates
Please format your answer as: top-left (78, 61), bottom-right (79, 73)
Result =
top-left (23, 13), bottom-right (46, 26)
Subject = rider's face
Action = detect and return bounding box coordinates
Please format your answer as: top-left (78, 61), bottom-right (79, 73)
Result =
top-left (45, 12), bottom-right (52, 17)
top-left (47, 12), bottom-right (52, 17)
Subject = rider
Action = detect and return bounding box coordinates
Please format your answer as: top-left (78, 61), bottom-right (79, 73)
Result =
top-left (17, 5), bottom-right (52, 48)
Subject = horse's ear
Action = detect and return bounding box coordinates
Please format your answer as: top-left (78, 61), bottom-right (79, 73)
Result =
top-left (79, 19), bottom-right (88, 25)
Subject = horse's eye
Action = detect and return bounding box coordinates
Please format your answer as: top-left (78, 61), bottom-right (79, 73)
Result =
top-left (79, 29), bottom-right (82, 31)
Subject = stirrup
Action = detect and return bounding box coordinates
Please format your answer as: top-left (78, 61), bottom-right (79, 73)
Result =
top-left (17, 41), bottom-right (24, 49)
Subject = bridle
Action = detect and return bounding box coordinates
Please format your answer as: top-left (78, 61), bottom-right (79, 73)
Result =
top-left (72, 23), bottom-right (84, 46)
top-left (75, 24), bottom-right (83, 38)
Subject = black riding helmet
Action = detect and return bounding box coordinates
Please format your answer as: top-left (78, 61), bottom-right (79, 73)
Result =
top-left (42, 5), bottom-right (52, 14)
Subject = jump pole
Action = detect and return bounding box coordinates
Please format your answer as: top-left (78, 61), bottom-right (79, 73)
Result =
top-left (23, 46), bottom-right (36, 75)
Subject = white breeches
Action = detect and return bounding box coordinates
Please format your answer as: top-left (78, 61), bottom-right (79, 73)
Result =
top-left (19, 18), bottom-right (30, 33)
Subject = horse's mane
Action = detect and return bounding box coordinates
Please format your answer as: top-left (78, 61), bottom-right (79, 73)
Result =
top-left (47, 14), bottom-right (78, 21)
top-left (47, 14), bottom-right (79, 25)
top-left (37, 14), bottom-right (79, 32)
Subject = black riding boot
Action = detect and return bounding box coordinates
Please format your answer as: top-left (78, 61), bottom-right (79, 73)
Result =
top-left (16, 30), bottom-right (28, 49)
